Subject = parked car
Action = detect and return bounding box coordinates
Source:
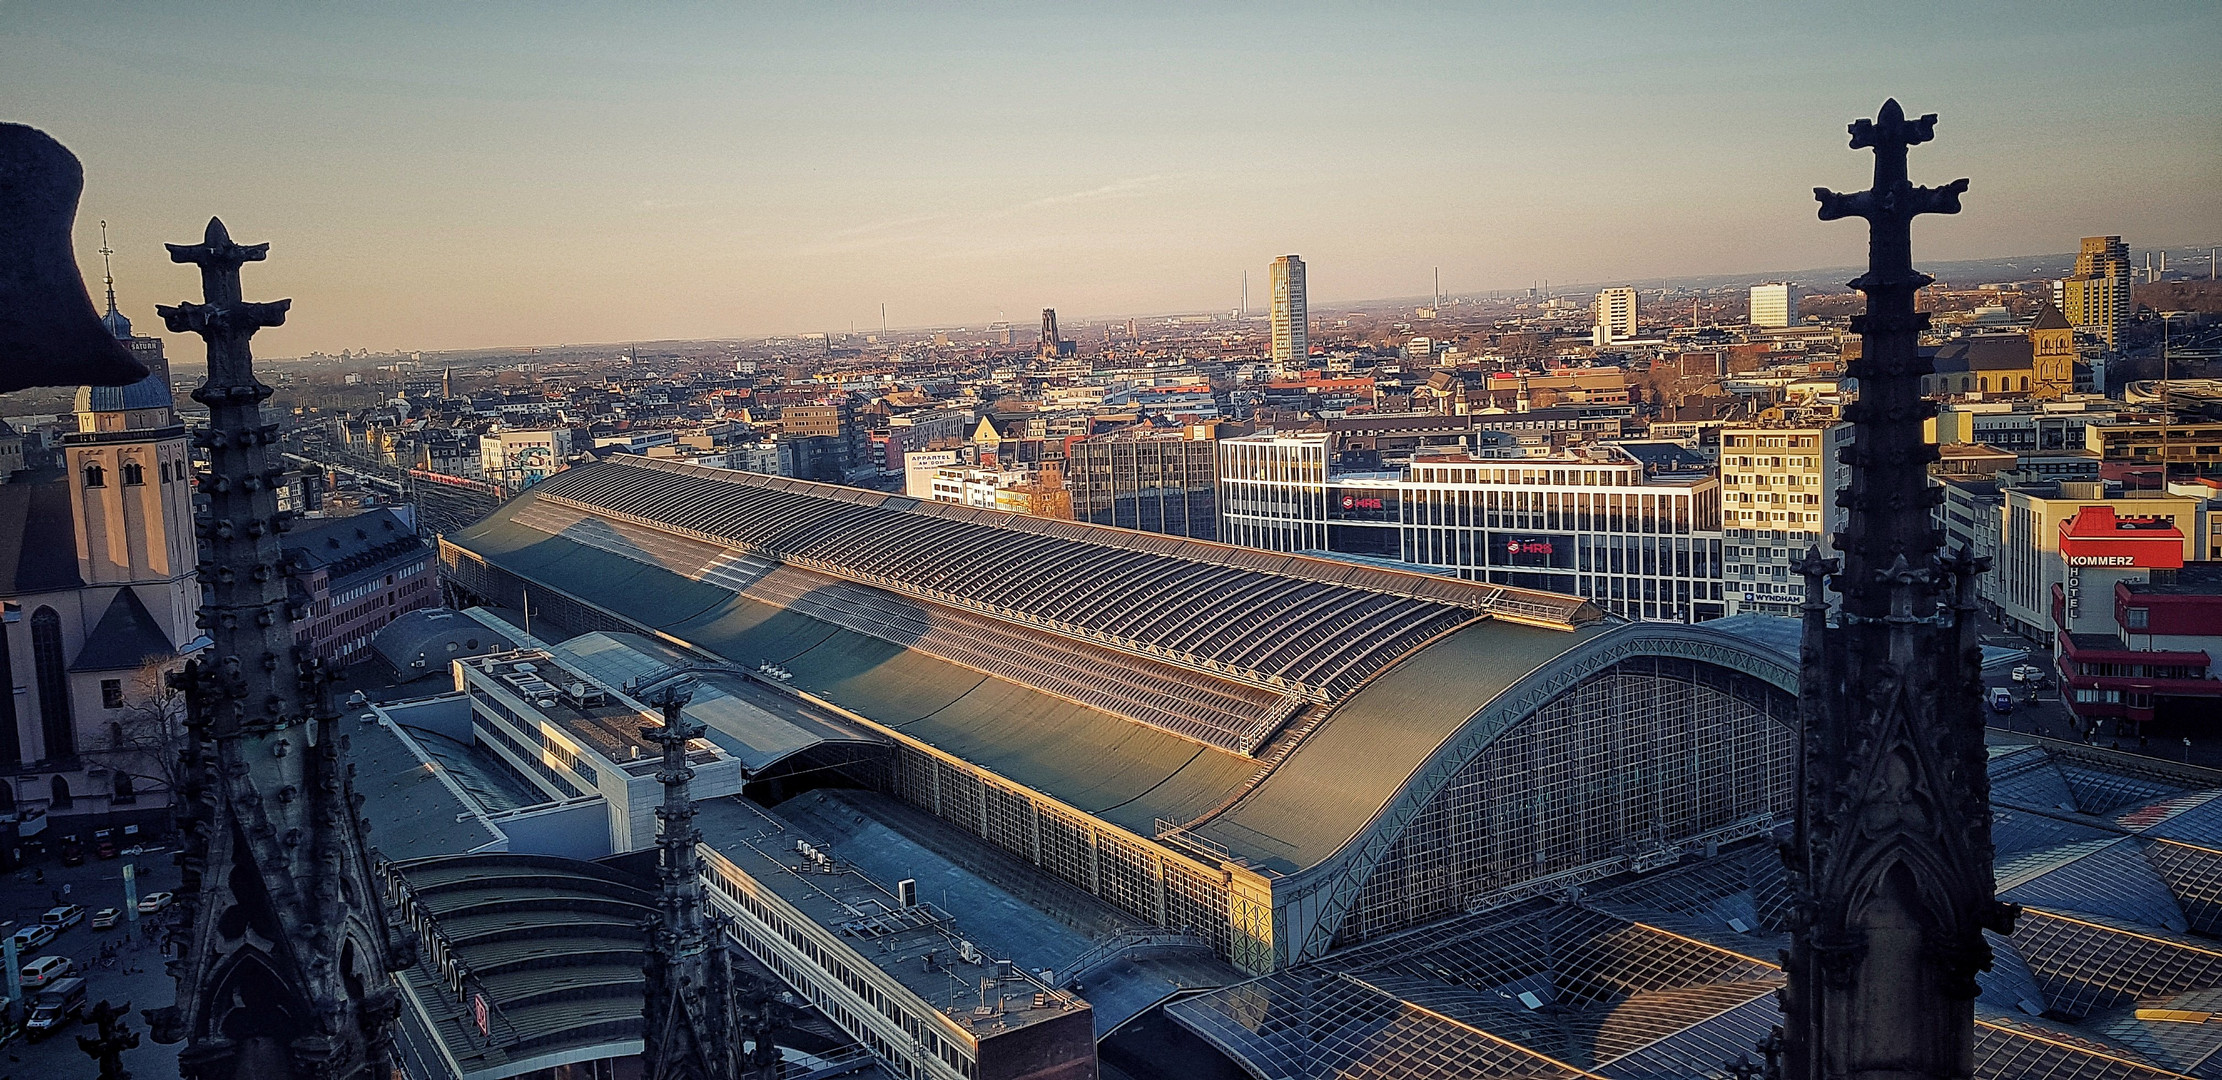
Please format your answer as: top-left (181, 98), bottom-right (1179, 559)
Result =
top-left (91, 829), bottom-right (117, 860)
top-left (25, 976), bottom-right (86, 1040)
top-left (1989, 687), bottom-right (2016, 715)
top-left (89, 907), bottom-right (121, 930)
top-left (57, 836), bottom-right (83, 867)
top-left (41, 905), bottom-right (84, 931)
top-left (19, 954), bottom-right (71, 988)
top-left (136, 891), bottom-right (174, 915)
top-left (2011, 664), bottom-right (2044, 683)
top-left (9, 924), bottom-right (56, 953)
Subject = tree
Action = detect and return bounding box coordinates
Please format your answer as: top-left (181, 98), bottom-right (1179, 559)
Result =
top-left (85, 660), bottom-right (187, 809)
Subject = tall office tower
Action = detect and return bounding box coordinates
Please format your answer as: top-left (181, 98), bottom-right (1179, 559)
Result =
top-left (1270, 254), bottom-right (1307, 372)
top-left (2058, 235), bottom-right (2132, 349)
top-left (1592, 286), bottom-right (1637, 343)
top-left (1749, 282), bottom-right (1798, 327)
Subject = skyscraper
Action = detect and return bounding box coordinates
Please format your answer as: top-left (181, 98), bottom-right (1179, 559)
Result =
top-left (1592, 286), bottom-right (1636, 343)
top-left (2058, 235), bottom-right (2132, 350)
top-left (1270, 254), bottom-right (1307, 372)
top-left (1749, 282), bottom-right (1798, 327)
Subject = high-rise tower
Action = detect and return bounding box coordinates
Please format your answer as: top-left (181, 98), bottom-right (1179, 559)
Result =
top-left (147, 219), bottom-right (411, 1080)
top-left (1270, 254), bottom-right (1306, 373)
top-left (1592, 286), bottom-right (1636, 343)
top-left (1784, 100), bottom-right (2011, 1080)
top-left (2058, 235), bottom-right (2131, 350)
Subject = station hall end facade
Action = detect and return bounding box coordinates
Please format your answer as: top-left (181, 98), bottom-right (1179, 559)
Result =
top-left (441, 456), bottom-right (1802, 973)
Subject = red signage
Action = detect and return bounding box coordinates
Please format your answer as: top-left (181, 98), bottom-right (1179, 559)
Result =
top-left (1506, 539), bottom-right (1554, 556)
top-left (2058, 507), bottom-right (2183, 570)
top-left (1340, 495), bottom-right (1384, 510)
top-left (472, 992), bottom-right (489, 1036)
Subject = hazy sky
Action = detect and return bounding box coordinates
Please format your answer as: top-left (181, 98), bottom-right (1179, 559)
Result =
top-left (5, 1), bottom-right (2217, 357)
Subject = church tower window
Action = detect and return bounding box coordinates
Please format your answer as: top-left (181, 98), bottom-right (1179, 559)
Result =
top-left (121, 461), bottom-right (145, 486)
top-left (82, 463), bottom-right (105, 488)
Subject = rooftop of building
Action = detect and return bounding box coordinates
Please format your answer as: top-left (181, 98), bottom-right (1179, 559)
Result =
top-left (387, 853), bottom-right (655, 1078)
top-left (2122, 564), bottom-right (2222, 597)
top-left (442, 456), bottom-right (1617, 876)
top-left (1168, 736), bottom-right (2222, 1079)
top-left (0, 476), bottom-right (85, 594)
top-left (287, 507), bottom-right (429, 581)
top-left (694, 794), bottom-right (1090, 1040)
top-left (461, 647), bottom-right (707, 774)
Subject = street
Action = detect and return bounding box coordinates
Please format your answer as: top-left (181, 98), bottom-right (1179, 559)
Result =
top-left (0, 847), bottom-right (182, 1078)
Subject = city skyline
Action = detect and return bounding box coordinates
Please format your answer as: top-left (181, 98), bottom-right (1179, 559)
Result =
top-left (4, 2), bottom-right (2217, 358)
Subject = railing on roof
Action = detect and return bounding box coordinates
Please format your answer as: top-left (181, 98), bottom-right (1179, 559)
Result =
top-left (1052, 926), bottom-right (1215, 990)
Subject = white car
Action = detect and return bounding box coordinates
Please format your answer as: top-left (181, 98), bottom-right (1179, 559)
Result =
top-left (137, 891), bottom-right (174, 915)
top-left (19, 954), bottom-right (71, 988)
top-left (9, 923), bottom-right (56, 953)
top-left (2011, 664), bottom-right (2043, 683)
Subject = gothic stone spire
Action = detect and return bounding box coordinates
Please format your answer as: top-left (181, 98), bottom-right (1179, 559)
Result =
top-left (1781, 103), bottom-right (2015, 1080)
top-left (641, 687), bottom-right (735, 1080)
top-left (145, 218), bottom-right (413, 1080)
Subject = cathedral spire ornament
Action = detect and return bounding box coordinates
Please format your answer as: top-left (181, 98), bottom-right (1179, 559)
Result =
top-left (144, 218), bottom-right (412, 1080)
top-left (1781, 102), bottom-right (2015, 1080)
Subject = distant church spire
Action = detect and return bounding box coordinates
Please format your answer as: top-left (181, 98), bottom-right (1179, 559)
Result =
top-left (97, 220), bottom-right (132, 340)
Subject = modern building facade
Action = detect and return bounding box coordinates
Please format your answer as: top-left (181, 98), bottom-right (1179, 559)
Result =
top-left (1217, 432), bottom-right (1727, 622)
top-left (1269, 254), bottom-right (1307, 373)
top-left (1064, 427), bottom-right (1219, 539)
top-left (2059, 235), bottom-right (2133, 349)
top-left (1996, 479), bottom-right (2202, 641)
top-left (441, 456), bottom-right (1805, 975)
top-left (2049, 506), bottom-right (2222, 729)
top-left (1749, 282), bottom-right (1798, 328)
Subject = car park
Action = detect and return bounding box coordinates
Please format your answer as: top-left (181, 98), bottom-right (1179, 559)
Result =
top-left (89, 907), bottom-right (120, 930)
top-left (41, 904), bottom-right (84, 931)
top-left (19, 954), bottom-right (71, 988)
top-left (137, 891), bottom-right (174, 914)
top-left (10, 924), bottom-right (56, 953)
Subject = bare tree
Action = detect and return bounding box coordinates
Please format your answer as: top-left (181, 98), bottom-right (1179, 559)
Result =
top-left (84, 660), bottom-right (187, 808)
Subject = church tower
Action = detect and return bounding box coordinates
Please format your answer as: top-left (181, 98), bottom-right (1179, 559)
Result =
top-left (2028, 302), bottom-right (2076, 399)
top-left (62, 236), bottom-right (199, 651)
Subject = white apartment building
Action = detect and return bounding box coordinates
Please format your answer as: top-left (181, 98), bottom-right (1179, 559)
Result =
top-left (1719, 425), bottom-right (1848, 616)
top-left (1749, 283), bottom-right (1798, 329)
top-left (1593, 287), bottom-right (1637, 344)
top-left (479, 427), bottom-right (575, 492)
top-left (1219, 432), bottom-right (1727, 622)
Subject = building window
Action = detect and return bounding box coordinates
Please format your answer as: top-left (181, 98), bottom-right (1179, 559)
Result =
top-left (120, 462), bottom-right (145, 486)
top-left (30, 607), bottom-right (73, 762)
top-left (112, 773), bottom-right (135, 805)
top-left (82, 463), bottom-right (105, 488)
top-left (100, 680), bottom-right (123, 709)
top-left (49, 775), bottom-right (71, 810)
top-left (2126, 607), bottom-right (2149, 631)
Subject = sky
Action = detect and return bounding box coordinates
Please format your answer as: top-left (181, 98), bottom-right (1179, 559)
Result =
top-left (4, 1), bottom-right (2217, 357)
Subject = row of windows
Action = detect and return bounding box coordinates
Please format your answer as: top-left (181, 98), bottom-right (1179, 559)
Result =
top-left (705, 862), bottom-right (975, 1079)
top-left (80, 460), bottom-right (185, 488)
top-left (469, 698), bottom-right (586, 799)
